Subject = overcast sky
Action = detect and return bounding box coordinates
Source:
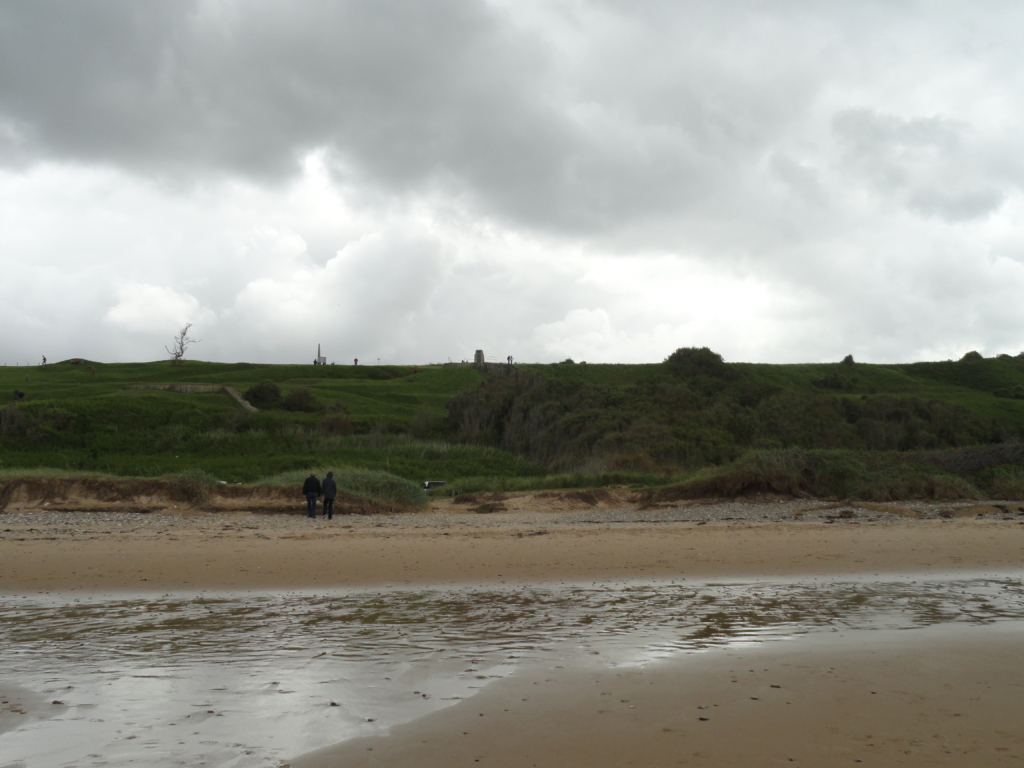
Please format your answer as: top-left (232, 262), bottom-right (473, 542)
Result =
top-left (3, 0), bottom-right (1023, 366)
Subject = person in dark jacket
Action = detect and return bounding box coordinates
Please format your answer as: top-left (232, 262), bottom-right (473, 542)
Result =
top-left (302, 473), bottom-right (321, 518)
top-left (321, 471), bottom-right (338, 519)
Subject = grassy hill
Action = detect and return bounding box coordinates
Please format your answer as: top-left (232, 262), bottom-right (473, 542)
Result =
top-left (0, 360), bottom-right (535, 482)
top-left (3, 351), bottom-right (1024, 500)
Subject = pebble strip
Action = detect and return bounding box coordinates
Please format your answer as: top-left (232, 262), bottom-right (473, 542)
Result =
top-left (1, 498), bottom-right (1021, 540)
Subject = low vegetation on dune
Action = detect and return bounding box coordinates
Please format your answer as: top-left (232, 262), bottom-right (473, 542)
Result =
top-left (1, 350), bottom-right (1023, 502)
top-left (256, 467), bottom-right (428, 508)
top-left (649, 445), bottom-right (1024, 503)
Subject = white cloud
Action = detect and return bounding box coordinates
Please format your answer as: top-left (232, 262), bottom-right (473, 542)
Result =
top-left (104, 282), bottom-right (216, 335)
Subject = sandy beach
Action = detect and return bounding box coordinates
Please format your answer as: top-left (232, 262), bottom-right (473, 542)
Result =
top-left (2, 498), bottom-right (1023, 767)
top-left (1, 497), bottom-right (1023, 591)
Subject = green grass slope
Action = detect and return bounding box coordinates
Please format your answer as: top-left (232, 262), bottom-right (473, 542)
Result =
top-left (0, 360), bottom-right (531, 482)
top-left (3, 352), bottom-right (1024, 499)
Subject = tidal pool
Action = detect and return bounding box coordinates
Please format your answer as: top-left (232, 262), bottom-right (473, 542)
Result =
top-left (2, 573), bottom-right (1023, 767)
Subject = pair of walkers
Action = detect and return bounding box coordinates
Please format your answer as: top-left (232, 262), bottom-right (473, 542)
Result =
top-left (301, 471), bottom-right (337, 519)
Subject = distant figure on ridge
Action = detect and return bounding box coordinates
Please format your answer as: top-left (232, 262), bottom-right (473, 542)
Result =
top-left (321, 471), bottom-right (337, 519)
top-left (302, 473), bottom-right (321, 519)
top-left (354, 358), bottom-right (358, 365)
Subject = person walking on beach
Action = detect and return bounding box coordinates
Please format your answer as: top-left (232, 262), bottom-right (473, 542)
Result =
top-left (321, 471), bottom-right (337, 519)
top-left (302, 473), bottom-right (321, 518)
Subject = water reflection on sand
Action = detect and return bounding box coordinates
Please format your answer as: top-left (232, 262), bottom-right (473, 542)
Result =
top-left (2, 573), bottom-right (1023, 767)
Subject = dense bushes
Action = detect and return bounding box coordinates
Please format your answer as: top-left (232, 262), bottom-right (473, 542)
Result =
top-left (243, 380), bottom-right (320, 412)
top-left (446, 364), bottom-right (1016, 473)
top-left (649, 449), bottom-right (987, 502)
top-left (665, 346), bottom-right (733, 380)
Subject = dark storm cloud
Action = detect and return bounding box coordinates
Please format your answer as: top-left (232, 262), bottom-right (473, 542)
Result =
top-left (0, 1), bottom-right (566, 210)
top-left (4, 0), bottom-right (1024, 236)
top-left (0, 0), bottom-right (815, 235)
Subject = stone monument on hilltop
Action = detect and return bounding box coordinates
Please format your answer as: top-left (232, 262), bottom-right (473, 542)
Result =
top-left (474, 349), bottom-right (485, 365)
top-left (316, 344), bottom-right (326, 365)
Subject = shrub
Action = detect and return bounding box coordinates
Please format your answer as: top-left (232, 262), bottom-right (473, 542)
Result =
top-left (664, 347), bottom-right (732, 379)
top-left (244, 380), bottom-right (282, 408)
top-left (960, 350), bottom-right (983, 362)
top-left (841, 354), bottom-right (855, 365)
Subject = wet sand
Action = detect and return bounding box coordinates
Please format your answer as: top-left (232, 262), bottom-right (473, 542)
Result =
top-left (1, 505), bottom-right (1023, 591)
top-left (2, 505), bottom-right (1023, 767)
top-left (292, 623), bottom-right (1024, 768)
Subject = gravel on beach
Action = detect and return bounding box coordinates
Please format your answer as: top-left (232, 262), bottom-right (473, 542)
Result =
top-left (2, 498), bottom-right (1022, 541)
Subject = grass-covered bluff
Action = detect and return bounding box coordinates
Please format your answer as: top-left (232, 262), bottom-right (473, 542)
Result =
top-left (3, 350), bottom-right (1024, 502)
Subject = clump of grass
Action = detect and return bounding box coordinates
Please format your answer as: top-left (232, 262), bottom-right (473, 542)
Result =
top-left (169, 468), bottom-right (220, 504)
top-left (334, 468), bottom-right (427, 507)
top-left (255, 467), bottom-right (427, 508)
top-left (429, 471), bottom-right (669, 497)
top-left (0, 467), bottom-right (108, 479)
top-left (976, 464), bottom-right (1024, 500)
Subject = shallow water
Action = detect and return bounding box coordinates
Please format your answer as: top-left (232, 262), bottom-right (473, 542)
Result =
top-left (2, 573), bottom-right (1023, 767)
